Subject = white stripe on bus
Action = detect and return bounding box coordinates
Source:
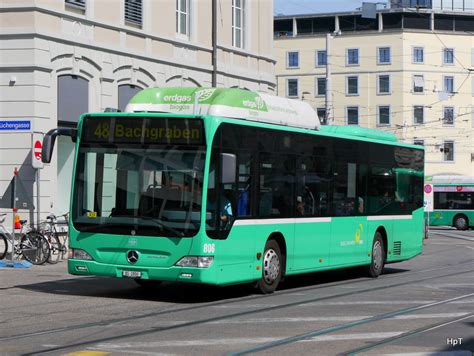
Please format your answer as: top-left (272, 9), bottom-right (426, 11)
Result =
top-left (367, 215), bottom-right (413, 221)
top-left (233, 217), bottom-right (332, 226)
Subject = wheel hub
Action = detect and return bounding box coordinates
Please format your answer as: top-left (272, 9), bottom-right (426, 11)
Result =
top-left (263, 249), bottom-right (280, 284)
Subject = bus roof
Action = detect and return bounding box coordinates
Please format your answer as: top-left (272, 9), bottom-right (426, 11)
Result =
top-left (320, 125), bottom-right (398, 143)
top-left (427, 175), bottom-right (474, 185)
top-left (125, 87), bottom-right (321, 131)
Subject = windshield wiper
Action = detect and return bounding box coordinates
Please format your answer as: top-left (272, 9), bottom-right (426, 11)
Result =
top-left (139, 216), bottom-right (185, 237)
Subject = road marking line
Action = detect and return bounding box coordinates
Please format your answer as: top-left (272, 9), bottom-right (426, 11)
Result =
top-left (65, 351), bottom-right (110, 356)
top-left (301, 331), bottom-right (405, 342)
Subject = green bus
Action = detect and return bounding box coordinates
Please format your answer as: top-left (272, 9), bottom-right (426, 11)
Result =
top-left (42, 88), bottom-right (424, 293)
top-left (427, 175), bottom-right (474, 230)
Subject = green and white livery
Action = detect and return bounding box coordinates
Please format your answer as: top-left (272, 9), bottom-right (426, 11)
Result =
top-left (43, 87), bottom-right (425, 294)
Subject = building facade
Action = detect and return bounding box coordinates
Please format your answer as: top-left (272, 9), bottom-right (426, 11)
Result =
top-left (391, 0), bottom-right (474, 12)
top-left (274, 9), bottom-right (474, 177)
top-left (0, 0), bottom-right (275, 223)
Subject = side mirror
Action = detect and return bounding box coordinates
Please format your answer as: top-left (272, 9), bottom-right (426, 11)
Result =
top-left (221, 153), bottom-right (236, 184)
top-left (42, 128), bottom-right (77, 163)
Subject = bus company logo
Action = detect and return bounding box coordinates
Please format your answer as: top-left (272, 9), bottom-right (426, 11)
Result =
top-left (354, 224), bottom-right (364, 245)
top-left (127, 250), bottom-right (139, 264)
top-left (163, 94), bottom-right (192, 103)
top-left (243, 100), bottom-right (258, 109)
top-left (197, 89), bottom-right (216, 102)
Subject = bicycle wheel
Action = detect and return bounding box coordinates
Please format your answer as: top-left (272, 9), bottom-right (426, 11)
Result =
top-left (0, 233), bottom-right (8, 260)
top-left (46, 233), bottom-right (61, 264)
top-left (21, 232), bottom-right (50, 265)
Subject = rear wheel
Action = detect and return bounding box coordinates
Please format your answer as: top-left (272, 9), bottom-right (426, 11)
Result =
top-left (21, 232), bottom-right (50, 265)
top-left (366, 232), bottom-right (385, 278)
top-left (0, 233), bottom-right (8, 260)
top-left (256, 240), bottom-right (282, 294)
top-left (46, 233), bottom-right (61, 264)
top-left (134, 279), bottom-right (162, 288)
top-left (454, 215), bottom-right (468, 230)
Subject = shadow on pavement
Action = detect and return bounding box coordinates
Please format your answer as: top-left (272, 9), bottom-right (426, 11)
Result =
top-left (14, 265), bottom-right (410, 304)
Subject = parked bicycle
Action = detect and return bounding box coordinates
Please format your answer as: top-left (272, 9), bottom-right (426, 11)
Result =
top-left (37, 213), bottom-right (69, 264)
top-left (0, 213), bottom-right (50, 265)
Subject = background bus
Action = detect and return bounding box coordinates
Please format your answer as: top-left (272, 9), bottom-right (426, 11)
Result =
top-left (428, 175), bottom-right (474, 230)
top-left (42, 87), bottom-right (425, 294)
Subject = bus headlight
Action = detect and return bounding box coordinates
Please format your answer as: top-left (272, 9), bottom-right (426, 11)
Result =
top-left (176, 256), bottom-right (214, 268)
top-left (70, 248), bottom-right (93, 261)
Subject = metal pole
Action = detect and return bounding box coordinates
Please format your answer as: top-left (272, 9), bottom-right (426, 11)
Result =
top-left (325, 33), bottom-right (332, 125)
top-left (36, 168), bottom-right (40, 228)
top-left (211, 0), bottom-right (217, 87)
top-left (11, 168), bottom-right (17, 262)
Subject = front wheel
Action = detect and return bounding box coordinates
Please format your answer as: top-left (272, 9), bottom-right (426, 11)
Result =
top-left (21, 232), bottom-right (50, 265)
top-left (454, 215), bottom-right (468, 230)
top-left (366, 232), bottom-right (385, 278)
top-left (256, 240), bottom-right (282, 294)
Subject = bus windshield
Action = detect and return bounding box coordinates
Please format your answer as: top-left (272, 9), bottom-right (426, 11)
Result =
top-left (72, 116), bottom-right (206, 237)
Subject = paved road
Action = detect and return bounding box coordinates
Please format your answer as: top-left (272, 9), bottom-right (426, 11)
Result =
top-left (0, 228), bottom-right (473, 355)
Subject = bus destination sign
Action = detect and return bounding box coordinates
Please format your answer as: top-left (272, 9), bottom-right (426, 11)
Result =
top-left (82, 117), bottom-right (204, 145)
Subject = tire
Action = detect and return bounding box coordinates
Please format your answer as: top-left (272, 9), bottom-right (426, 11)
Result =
top-left (21, 232), bottom-right (50, 265)
top-left (366, 232), bottom-right (385, 278)
top-left (0, 233), bottom-right (8, 260)
top-left (256, 240), bottom-right (283, 294)
top-left (46, 233), bottom-right (61, 264)
top-left (134, 279), bottom-right (162, 288)
top-left (454, 215), bottom-right (468, 231)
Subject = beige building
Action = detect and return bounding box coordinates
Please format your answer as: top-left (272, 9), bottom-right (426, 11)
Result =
top-left (0, 0), bottom-right (275, 221)
top-left (275, 9), bottom-right (474, 177)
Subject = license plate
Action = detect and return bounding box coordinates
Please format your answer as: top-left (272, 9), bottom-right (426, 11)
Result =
top-left (123, 270), bottom-right (141, 278)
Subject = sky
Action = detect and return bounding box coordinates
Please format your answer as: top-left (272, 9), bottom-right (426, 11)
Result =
top-left (273, 0), bottom-right (389, 16)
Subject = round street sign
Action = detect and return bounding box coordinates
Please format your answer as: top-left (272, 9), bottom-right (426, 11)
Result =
top-left (424, 184), bottom-right (432, 194)
top-left (34, 140), bottom-right (42, 160)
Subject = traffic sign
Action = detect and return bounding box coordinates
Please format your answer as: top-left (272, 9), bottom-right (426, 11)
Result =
top-left (31, 132), bottom-right (44, 169)
top-left (424, 183), bottom-right (433, 212)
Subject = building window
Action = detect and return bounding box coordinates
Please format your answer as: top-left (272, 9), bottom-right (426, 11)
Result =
top-left (347, 76), bottom-right (358, 95)
top-left (347, 48), bottom-right (359, 65)
top-left (378, 106), bottom-right (390, 126)
top-left (378, 75), bottom-right (390, 94)
top-left (176, 0), bottom-right (189, 35)
top-left (414, 106), bottom-right (424, 124)
top-left (443, 106), bottom-right (454, 125)
top-left (317, 108), bottom-right (327, 125)
top-left (287, 78), bottom-right (298, 97)
top-left (316, 77), bottom-right (326, 96)
top-left (125, 0), bottom-right (142, 26)
top-left (347, 106), bottom-right (359, 125)
top-left (378, 47), bottom-right (391, 64)
top-left (443, 141), bottom-right (454, 161)
top-left (413, 75), bottom-right (424, 93)
top-left (443, 48), bottom-right (454, 64)
top-left (287, 51), bottom-right (299, 68)
top-left (232, 0), bottom-right (244, 48)
top-left (316, 50), bottom-right (327, 66)
top-left (118, 84), bottom-right (141, 112)
top-left (413, 47), bottom-right (424, 63)
top-left (414, 139), bottom-right (424, 146)
top-left (65, 0), bottom-right (86, 9)
top-left (444, 76), bottom-right (454, 93)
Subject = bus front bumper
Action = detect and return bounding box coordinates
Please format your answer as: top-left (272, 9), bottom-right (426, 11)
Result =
top-left (68, 259), bottom-right (218, 285)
